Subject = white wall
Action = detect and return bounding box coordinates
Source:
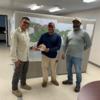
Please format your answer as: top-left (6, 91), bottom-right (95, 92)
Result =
top-left (66, 8), bottom-right (100, 65)
top-left (0, 8), bottom-right (13, 17)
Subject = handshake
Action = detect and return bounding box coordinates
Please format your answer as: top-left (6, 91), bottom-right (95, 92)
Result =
top-left (30, 44), bottom-right (49, 52)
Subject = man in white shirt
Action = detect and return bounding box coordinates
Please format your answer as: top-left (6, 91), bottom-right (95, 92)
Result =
top-left (10, 17), bottom-right (31, 97)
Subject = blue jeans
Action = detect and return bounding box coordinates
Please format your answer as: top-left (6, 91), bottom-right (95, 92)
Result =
top-left (66, 55), bottom-right (82, 86)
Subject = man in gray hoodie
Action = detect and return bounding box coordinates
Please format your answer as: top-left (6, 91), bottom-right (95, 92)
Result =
top-left (62, 18), bottom-right (91, 92)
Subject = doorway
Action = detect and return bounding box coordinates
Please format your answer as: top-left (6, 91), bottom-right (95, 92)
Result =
top-left (0, 15), bottom-right (8, 46)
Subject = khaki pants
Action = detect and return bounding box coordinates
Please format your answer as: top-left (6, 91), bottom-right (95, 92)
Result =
top-left (41, 55), bottom-right (57, 82)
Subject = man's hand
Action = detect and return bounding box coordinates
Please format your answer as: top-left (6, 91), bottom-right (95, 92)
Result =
top-left (44, 48), bottom-right (49, 53)
top-left (61, 53), bottom-right (65, 60)
top-left (31, 47), bottom-right (40, 51)
top-left (15, 60), bottom-right (21, 67)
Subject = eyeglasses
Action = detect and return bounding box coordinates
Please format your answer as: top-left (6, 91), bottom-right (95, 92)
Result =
top-left (23, 21), bottom-right (30, 25)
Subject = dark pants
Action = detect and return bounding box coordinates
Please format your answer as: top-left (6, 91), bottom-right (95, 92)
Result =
top-left (12, 61), bottom-right (29, 90)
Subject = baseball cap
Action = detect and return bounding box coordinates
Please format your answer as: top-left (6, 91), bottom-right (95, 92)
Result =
top-left (72, 18), bottom-right (81, 24)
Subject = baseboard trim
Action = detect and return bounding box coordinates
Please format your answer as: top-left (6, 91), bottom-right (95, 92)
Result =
top-left (89, 61), bottom-right (100, 68)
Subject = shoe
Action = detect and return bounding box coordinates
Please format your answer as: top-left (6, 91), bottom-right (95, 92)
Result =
top-left (21, 84), bottom-right (32, 90)
top-left (51, 80), bottom-right (59, 86)
top-left (42, 82), bottom-right (47, 88)
top-left (62, 80), bottom-right (73, 85)
top-left (12, 90), bottom-right (22, 97)
top-left (74, 86), bottom-right (80, 92)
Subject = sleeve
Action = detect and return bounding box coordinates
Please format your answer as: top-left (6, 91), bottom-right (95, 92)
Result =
top-left (83, 32), bottom-right (92, 50)
top-left (37, 35), bottom-right (43, 47)
top-left (10, 32), bottom-right (18, 62)
top-left (49, 35), bottom-right (61, 52)
top-left (63, 36), bottom-right (69, 53)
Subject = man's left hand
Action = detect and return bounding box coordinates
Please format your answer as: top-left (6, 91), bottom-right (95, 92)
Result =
top-left (44, 48), bottom-right (49, 52)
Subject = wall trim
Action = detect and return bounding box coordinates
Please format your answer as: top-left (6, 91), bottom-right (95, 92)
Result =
top-left (89, 61), bottom-right (100, 68)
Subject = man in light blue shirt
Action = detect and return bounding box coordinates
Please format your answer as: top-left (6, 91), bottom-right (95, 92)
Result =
top-left (62, 18), bottom-right (91, 92)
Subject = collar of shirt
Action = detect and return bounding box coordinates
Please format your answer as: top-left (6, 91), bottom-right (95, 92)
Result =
top-left (18, 27), bottom-right (27, 33)
top-left (73, 29), bottom-right (82, 34)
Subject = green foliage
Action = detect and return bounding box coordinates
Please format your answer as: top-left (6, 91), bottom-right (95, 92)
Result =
top-left (29, 22), bottom-right (71, 42)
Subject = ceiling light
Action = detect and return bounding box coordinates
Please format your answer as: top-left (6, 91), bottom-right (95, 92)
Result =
top-left (49, 7), bottom-right (62, 12)
top-left (29, 4), bottom-right (43, 10)
top-left (83, 0), bottom-right (96, 3)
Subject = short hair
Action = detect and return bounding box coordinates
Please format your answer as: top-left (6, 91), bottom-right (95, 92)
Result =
top-left (48, 22), bottom-right (55, 27)
top-left (21, 17), bottom-right (30, 21)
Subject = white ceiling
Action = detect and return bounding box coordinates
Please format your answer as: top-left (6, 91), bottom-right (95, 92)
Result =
top-left (0, 0), bottom-right (100, 15)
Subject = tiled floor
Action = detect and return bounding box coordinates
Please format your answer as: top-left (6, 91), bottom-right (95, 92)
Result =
top-left (0, 45), bottom-right (100, 100)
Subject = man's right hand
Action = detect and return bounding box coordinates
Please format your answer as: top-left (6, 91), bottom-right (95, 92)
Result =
top-left (61, 53), bottom-right (65, 60)
top-left (30, 46), bottom-right (40, 51)
top-left (15, 60), bottom-right (21, 67)
top-left (32, 47), bottom-right (40, 51)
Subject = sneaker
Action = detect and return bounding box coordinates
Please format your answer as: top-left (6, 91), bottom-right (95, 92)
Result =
top-left (51, 80), bottom-right (59, 86)
top-left (21, 84), bottom-right (32, 90)
top-left (42, 82), bottom-right (47, 88)
top-left (74, 86), bottom-right (80, 92)
top-left (12, 90), bottom-right (22, 97)
top-left (62, 80), bottom-right (73, 85)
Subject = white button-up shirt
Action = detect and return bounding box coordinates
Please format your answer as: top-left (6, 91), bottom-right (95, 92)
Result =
top-left (10, 27), bottom-right (30, 62)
